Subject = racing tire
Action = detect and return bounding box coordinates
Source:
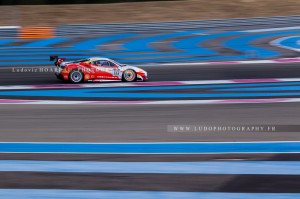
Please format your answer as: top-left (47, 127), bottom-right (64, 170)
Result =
top-left (122, 69), bottom-right (137, 82)
top-left (69, 69), bottom-right (84, 83)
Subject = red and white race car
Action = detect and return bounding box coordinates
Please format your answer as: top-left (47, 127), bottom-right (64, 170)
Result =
top-left (50, 56), bottom-right (148, 83)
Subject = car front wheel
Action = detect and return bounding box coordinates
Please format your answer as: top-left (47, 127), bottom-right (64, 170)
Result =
top-left (122, 69), bottom-right (137, 82)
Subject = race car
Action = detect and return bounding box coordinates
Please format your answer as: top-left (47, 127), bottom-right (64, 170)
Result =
top-left (50, 56), bottom-right (148, 83)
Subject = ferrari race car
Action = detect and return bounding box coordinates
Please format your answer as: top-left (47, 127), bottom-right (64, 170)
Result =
top-left (50, 56), bottom-right (148, 83)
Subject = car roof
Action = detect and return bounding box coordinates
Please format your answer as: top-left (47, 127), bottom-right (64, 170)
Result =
top-left (89, 57), bottom-right (111, 61)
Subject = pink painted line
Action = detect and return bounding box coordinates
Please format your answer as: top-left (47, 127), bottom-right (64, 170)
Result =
top-left (132, 81), bottom-right (184, 86)
top-left (208, 61), bottom-right (239, 65)
top-left (32, 84), bottom-right (82, 89)
top-left (231, 78), bottom-right (280, 83)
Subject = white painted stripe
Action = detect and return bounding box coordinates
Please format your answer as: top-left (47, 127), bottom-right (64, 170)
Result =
top-left (277, 78), bottom-right (300, 82)
top-left (283, 98), bottom-right (300, 102)
top-left (147, 100), bottom-right (221, 105)
top-left (241, 26), bottom-right (300, 33)
top-left (145, 99), bottom-right (297, 105)
top-left (0, 86), bottom-right (35, 90)
top-left (0, 26), bottom-right (20, 29)
top-left (26, 100), bottom-right (82, 105)
top-left (237, 60), bottom-right (277, 64)
top-left (0, 98), bottom-right (300, 105)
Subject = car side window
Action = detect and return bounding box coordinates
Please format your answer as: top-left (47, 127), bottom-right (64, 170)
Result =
top-left (93, 61), bottom-right (100, 65)
top-left (108, 61), bottom-right (115, 67)
top-left (101, 61), bottom-right (110, 66)
top-left (94, 60), bottom-right (109, 66)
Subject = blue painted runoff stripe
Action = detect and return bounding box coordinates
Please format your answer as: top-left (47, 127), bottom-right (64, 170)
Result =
top-left (123, 30), bottom-right (207, 52)
top-left (172, 31), bottom-right (241, 55)
top-left (3, 82), bottom-right (300, 98)
top-left (0, 189), bottom-right (299, 199)
top-left (223, 30), bottom-right (300, 58)
top-left (72, 33), bottom-right (137, 50)
top-left (0, 39), bottom-right (15, 46)
top-left (0, 142), bottom-right (299, 154)
top-left (3, 89), bottom-right (300, 98)
top-left (0, 160), bottom-right (300, 175)
top-left (2, 81), bottom-right (300, 93)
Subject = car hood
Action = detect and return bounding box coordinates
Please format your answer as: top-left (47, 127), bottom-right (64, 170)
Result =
top-left (121, 65), bottom-right (147, 74)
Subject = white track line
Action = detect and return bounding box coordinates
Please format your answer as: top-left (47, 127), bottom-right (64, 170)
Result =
top-left (0, 98), bottom-right (300, 105)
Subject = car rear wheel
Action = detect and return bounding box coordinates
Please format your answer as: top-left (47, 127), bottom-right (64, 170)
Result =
top-left (69, 70), bottom-right (83, 83)
top-left (122, 69), bottom-right (137, 82)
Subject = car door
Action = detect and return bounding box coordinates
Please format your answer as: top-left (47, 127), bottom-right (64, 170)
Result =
top-left (107, 61), bottom-right (121, 80)
top-left (93, 60), bottom-right (121, 80)
top-left (93, 60), bottom-right (112, 79)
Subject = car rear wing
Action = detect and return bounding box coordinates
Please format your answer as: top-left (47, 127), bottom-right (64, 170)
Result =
top-left (50, 55), bottom-right (66, 66)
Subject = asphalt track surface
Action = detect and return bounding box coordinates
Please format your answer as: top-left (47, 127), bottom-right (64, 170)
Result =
top-left (0, 62), bottom-right (299, 142)
top-left (1, 62), bottom-right (300, 85)
top-left (1, 62), bottom-right (300, 194)
top-left (0, 103), bottom-right (299, 142)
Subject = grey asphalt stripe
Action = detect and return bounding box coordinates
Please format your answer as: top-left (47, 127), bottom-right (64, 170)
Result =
top-left (0, 172), bottom-right (299, 193)
top-left (0, 103), bottom-right (299, 142)
top-left (1, 62), bottom-right (300, 85)
top-left (0, 153), bottom-right (299, 161)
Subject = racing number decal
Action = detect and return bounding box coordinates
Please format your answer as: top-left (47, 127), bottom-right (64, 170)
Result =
top-left (113, 69), bottom-right (120, 76)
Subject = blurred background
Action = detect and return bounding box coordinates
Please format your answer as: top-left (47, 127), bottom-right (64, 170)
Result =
top-left (0, 0), bottom-right (300, 26)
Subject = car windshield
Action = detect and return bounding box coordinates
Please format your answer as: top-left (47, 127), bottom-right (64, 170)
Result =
top-left (111, 60), bottom-right (123, 66)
